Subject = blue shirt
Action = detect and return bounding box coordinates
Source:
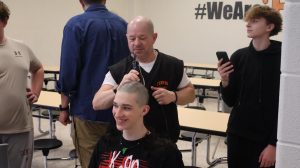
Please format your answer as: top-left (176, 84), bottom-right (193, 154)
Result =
top-left (57, 4), bottom-right (129, 122)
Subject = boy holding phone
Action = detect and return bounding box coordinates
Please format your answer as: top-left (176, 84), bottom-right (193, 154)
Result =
top-left (217, 5), bottom-right (282, 168)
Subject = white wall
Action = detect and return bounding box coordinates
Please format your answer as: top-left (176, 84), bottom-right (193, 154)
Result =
top-left (132, 0), bottom-right (282, 64)
top-left (3, 0), bottom-right (133, 66)
top-left (276, 0), bottom-right (300, 167)
top-left (3, 0), bottom-right (282, 66)
top-left (3, 0), bottom-right (81, 66)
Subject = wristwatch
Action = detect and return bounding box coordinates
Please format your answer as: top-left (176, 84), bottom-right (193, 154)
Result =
top-left (59, 105), bottom-right (69, 111)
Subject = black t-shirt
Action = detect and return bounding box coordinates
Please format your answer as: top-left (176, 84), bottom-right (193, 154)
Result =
top-left (89, 132), bottom-right (184, 168)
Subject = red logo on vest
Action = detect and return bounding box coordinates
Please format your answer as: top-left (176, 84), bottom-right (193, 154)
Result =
top-left (155, 80), bottom-right (169, 89)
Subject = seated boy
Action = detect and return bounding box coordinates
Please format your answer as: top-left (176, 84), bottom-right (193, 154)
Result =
top-left (89, 81), bottom-right (184, 168)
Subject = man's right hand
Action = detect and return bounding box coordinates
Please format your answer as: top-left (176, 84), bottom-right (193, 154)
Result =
top-left (59, 111), bottom-right (71, 126)
top-left (119, 70), bottom-right (140, 87)
top-left (217, 59), bottom-right (234, 87)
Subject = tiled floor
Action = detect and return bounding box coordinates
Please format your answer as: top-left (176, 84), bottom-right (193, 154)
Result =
top-left (32, 92), bottom-right (228, 168)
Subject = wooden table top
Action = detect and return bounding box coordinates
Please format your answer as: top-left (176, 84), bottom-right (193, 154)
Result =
top-left (34, 91), bottom-right (60, 110)
top-left (190, 77), bottom-right (220, 88)
top-left (44, 66), bottom-right (60, 74)
top-left (178, 107), bottom-right (229, 136)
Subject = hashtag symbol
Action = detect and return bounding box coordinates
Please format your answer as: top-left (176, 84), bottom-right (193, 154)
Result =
top-left (195, 3), bottom-right (206, 19)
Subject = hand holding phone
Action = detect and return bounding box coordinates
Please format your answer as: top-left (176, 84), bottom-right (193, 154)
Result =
top-left (216, 51), bottom-right (233, 88)
top-left (216, 51), bottom-right (230, 65)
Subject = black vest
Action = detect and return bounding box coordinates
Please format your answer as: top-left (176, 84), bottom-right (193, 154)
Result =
top-left (109, 50), bottom-right (183, 142)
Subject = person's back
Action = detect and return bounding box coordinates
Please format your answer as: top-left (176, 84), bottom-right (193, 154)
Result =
top-left (57, 1), bottom-right (129, 167)
top-left (58, 2), bottom-right (129, 121)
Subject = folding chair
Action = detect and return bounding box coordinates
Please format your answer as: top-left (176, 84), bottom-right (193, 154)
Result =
top-left (0, 143), bottom-right (8, 168)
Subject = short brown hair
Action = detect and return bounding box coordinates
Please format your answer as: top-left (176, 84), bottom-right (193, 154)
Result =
top-left (83, 0), bottom-right (105, 4)
top-left (117, 82), bottom-right (149, 107)
top-left (245, 4), bottom-right (282, 36)
top-left (0, 1), bottom-right (10, 22)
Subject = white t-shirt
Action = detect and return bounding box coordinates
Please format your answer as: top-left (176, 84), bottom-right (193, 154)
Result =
top-left (102, 56), bottom-right (190, 89)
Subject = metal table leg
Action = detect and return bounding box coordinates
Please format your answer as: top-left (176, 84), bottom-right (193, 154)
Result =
top-left (191, 132), bottom-right (197, 166)
top-left (206, 136), bottom-right (227, 168)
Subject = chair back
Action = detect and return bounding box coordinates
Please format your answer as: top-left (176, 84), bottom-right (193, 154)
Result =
top-left (0, 143), bottom-right (8, 168)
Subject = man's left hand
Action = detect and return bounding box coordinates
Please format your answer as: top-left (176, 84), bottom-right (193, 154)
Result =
top-left (151, 86), bottom-right (175, 105)
top-left (259, 144), bottom-right (276, 167)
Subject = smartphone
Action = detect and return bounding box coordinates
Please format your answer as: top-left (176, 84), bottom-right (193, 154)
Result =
top-left (216, 51), bottom-right (230, 65)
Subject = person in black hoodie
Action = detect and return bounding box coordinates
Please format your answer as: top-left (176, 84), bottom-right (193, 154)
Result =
top-left (89, 81), bottom-right (184, 168)
top-left (217, 5), bottom-right (282, 168)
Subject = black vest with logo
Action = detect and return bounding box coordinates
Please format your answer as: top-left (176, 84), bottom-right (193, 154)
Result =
top-left (109, 50), bottom-right (183, 142)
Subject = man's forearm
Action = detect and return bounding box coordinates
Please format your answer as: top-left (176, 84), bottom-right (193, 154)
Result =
top-left (31, 66), bottom-right (44, 97)
top-left (60, 93), bottom-right (70, 107)
top-left (92, 85), bottom-right (115, 110)
top-left (176, 83), bottom-right (195, 105)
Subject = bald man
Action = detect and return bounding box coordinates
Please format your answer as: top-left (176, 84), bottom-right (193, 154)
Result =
top-left (93, 16), bottom-right (195, 143)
